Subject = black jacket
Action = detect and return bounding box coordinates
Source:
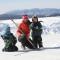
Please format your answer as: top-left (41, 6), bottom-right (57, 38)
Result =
top-left (30, 22), bottom-right (42, 37)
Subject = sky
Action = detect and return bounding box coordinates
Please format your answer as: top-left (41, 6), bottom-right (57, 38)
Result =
top-left (0, 0), bottom-right (60, 14)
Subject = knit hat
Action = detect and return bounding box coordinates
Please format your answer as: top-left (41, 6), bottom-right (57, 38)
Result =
top-left (22, 15), bottom-right (29, 20)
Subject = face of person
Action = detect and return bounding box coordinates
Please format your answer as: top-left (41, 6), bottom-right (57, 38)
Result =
top-left (32, 18), bottom-right (38, 23)
top-left (23, 19), bottom-right (28, 23)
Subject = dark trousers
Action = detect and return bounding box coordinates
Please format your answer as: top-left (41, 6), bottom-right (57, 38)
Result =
top-left (19, 35), bottom-right (35, 49)
top-left (32, 36), bottom-right (43, 48)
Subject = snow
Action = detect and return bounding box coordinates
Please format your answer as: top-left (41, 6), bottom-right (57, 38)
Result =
top-left (0, 16), bottom-right (60, 60)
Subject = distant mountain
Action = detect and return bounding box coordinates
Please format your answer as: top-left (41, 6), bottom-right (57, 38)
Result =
top-left (0, 8), bottom-right (60, 20)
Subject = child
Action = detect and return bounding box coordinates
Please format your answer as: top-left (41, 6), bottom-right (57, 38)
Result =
top-left (1, 24), bottom-right (18, 52)
top-left (30, 16), bottom-right (43, 49)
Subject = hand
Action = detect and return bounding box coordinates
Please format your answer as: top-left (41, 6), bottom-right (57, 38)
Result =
top-left (18, 34), bottom-right (25, 42)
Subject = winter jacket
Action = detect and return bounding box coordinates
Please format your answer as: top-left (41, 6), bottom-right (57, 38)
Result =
top-left (17, 21), bottom-right (30, 39)
top-left (30, 22), bottom-right (42, 37)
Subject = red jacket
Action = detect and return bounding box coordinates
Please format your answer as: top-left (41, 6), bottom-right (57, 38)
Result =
top-left (17, 21), bottom-right (30, 39)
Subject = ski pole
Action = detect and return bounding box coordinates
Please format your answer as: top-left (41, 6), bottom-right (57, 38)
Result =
top-left (10, 19), bottom-right (35, 48)
top-left (11, 19), bottom-right (18, 27)
top-left (10, 19), bottom-right (24, 34)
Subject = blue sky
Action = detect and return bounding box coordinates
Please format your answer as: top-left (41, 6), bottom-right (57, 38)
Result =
top-left (0, 0), bottom-right (60, 14)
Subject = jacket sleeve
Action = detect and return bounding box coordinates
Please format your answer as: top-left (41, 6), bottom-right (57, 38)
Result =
top-left (17, 24), bottom-right (22, 37)
top-left (38, 22), bottom-right (43, 33)
top-left (39, 22), bottom-right (42, 29)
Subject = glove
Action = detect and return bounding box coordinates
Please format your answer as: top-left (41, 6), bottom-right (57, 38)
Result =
top-left (18, 34), bottom-right (25, 42)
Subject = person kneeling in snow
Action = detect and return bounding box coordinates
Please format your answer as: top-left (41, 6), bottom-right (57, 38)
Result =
top-left (17, 15), bottom-right (35, 50)
top-left (1, 24), bottom-right (18, 52)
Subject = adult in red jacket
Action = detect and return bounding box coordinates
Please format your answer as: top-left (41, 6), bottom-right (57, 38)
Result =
top-left (17, 15), bottom-right (34, 50)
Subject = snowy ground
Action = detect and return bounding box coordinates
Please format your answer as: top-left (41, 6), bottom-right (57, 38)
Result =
top-left (0, 16), bottom-right (60, 60)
